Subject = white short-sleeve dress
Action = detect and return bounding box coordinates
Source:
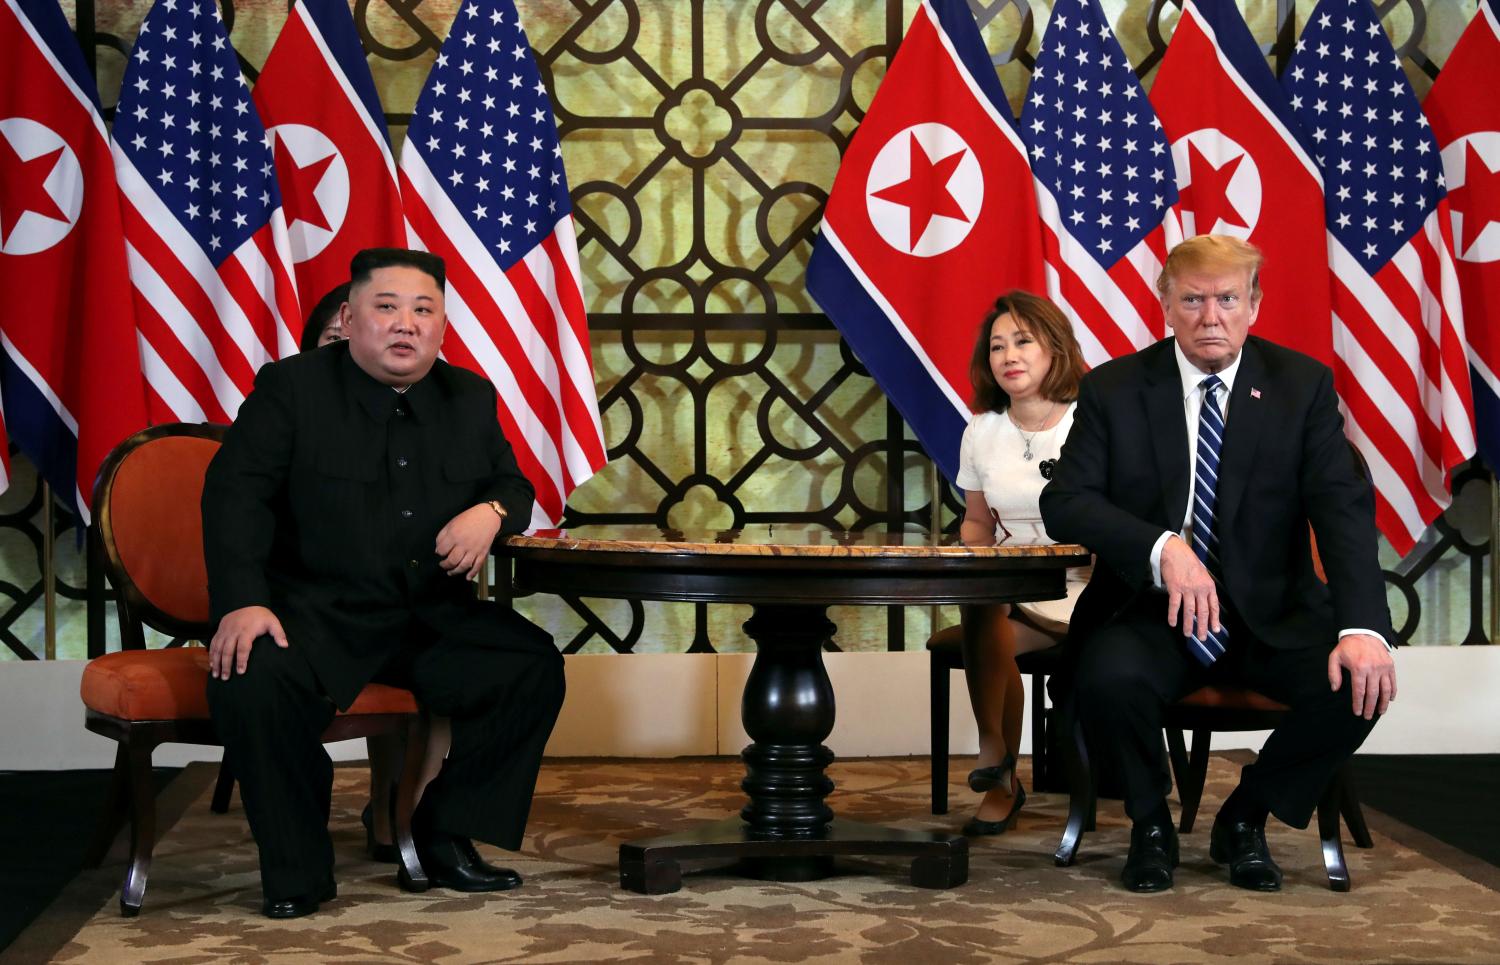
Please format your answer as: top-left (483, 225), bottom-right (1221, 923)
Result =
top-left (955, 403), bottom-right (1089, 632)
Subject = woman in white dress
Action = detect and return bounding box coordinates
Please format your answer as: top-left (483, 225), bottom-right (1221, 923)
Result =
top-left (954, 290), bottom-right (1088, 835)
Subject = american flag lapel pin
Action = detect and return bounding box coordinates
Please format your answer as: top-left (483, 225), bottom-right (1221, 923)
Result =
top-left (1250, 387), bottom-right (1262, 400)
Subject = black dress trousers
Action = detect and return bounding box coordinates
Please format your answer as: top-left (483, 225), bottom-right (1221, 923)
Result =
top-left (1072, 595), bottom-right (1377, 829)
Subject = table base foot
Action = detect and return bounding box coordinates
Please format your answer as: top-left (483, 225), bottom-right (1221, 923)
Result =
top-left (618, 816), bottom-right (968, 894)
top-left (619, 856), bottom-right (683, 895)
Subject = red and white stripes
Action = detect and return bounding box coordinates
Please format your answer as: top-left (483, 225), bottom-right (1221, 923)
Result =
top-left (1329, 210), bottom-right (1475, 551)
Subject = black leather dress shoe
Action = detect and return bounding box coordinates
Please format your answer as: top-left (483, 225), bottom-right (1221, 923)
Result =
top-left (400, 831), bottom-right (523, 893)
top-left (261, 881), bottom-right (336, 919)
top-left (1121, 821), bottom-right (1178, 893)
top-left (1210, 815), bottom-right (1283, 891)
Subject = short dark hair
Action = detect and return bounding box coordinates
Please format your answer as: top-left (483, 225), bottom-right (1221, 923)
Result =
top-left (349, 247), bottom-right (446, 292)
top-left (968, 290), bottom-right (1085, 414)
top-left (299, 282), bottom-right (351, 352)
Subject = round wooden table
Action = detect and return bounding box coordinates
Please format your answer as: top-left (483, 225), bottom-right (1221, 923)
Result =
top-left (497, 527), bottom-right (1088, 894)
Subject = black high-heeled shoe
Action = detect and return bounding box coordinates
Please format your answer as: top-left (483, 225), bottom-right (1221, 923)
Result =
top-left (967, 752), bottom-right (1016, 793)
top-left (961, 783), bottom-right (1027, 837)
top-left (361, 797), bottom-right (400, 864)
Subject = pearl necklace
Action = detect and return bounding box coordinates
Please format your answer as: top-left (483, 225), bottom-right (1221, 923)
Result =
top-left (1009, 402), bottom-right (1059, 462)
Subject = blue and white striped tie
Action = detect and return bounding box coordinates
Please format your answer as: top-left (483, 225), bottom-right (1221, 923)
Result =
top-left (1190, 375), bottom-right (1229, 666)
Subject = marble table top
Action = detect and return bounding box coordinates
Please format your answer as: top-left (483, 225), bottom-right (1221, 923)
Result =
top-left (501, 526), bottom-right (1088, 560)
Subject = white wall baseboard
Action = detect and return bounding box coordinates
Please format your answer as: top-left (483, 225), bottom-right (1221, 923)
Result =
top-left (4, 646), bottom-right (1496, 770)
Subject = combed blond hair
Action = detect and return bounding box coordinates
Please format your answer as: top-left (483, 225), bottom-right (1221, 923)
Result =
top-left (1156, 235), bottom-right (1264, 301)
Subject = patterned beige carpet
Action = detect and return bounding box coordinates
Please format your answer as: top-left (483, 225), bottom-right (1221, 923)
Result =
top-left (8, 755), bottom-right (1500, 964)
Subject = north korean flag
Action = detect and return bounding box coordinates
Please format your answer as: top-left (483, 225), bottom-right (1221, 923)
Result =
top-left (806, 0), bottom-right (1046, 483)
top-left (1427, 0), bottom-right (1500, 471)
top-left (254, 0), bottom-right (405, 315)
top-left (1, 0), bottom-right (148, 519)
top-left (1151, 0), bottom-right (1334, 367)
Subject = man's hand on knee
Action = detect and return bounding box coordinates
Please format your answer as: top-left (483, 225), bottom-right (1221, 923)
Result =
top-left (209, 606), bottom-right (288, 680)
top-left (435, 503), bottom-right (504, 580)
top-left (1327, 633), bottom-right (1396, 720)
top-left (1160, 536), bottom-right (1220, 640)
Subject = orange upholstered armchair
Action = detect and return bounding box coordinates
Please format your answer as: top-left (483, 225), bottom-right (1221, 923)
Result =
top-left (80, 423), bottom-right (430, 916)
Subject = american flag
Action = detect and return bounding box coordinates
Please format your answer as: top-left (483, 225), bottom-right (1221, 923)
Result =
top-left (399, 0), bottom-right (606, 529)
top-left (112, 0), bottom-right (301, 425)
top-left (1425, 0), bottom-right (1500, 475)
top-left (1021, 0), bottom-right (1177, 368)
top-left (1282, 0), bottom-right (1474, 554)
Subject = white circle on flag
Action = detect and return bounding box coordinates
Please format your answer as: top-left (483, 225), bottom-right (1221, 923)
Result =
top-left (1170, 129), bottom-right (1262, 238)
top-left (1440, 131), bottom-right (1500, 264)
top-left (866, 122), bottom-right (983, 257)
top-left (0, 117), bottom-right (82, 256)
top-left (266, 123), bottom-right (349, 263)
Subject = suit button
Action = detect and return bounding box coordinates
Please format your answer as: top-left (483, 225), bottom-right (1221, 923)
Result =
top-left (396, 456), bottom-right (408, 468)
top-left (401, 509), bottom-right (414, 519)
top-left (407, 559), bottom-right (419, 569)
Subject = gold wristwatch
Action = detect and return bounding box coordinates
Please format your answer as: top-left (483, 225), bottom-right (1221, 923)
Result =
top-left (485, 499), bottom-right (507, 520)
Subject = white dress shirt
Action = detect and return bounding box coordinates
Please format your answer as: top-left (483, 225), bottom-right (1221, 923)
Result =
top-left (1147, 342), bottom-right (1389, 650)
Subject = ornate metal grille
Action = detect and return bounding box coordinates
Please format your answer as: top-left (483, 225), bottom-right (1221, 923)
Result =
top-left (0, 0), bottom-right (1487, 661)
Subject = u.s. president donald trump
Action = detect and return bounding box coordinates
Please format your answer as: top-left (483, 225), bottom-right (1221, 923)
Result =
top-left (1041, 235), bottom-right (1396, 893)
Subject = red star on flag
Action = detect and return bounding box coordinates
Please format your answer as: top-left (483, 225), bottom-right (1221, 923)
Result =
top-left (273, 137), bottom-right (337, 233)
top-left (1448, 141), bottom-right (1500, 257)
top-left (1178, 141), bottom-right (1249, 234)
top-left (0, 137), bottom-right (67, 248)
top-left (871, 132), bottom-right (969, 249)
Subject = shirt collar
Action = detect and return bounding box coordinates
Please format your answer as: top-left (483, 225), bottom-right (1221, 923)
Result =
top-left (1173, 339), bottom-right (1244, 401)
top-left (342, 347), bottom-right (439, 423)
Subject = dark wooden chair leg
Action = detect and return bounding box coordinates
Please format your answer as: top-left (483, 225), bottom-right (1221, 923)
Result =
top-left (1176, 729), bottom-right (1212, 834)
top-left (930, 650), bottom-right (949, 816)
top-left (1055, 716), bottom-right (1094, 867)
top-left (394, 712), bottom-right (430, 891)
top-left (84, 744), bottom-right (131, 868)
top-left (1165, 728), bottom-right (1190, 831)
top-left (1029, 672), bottom-right (1049, 791)
top-left (120, 737), bottom-right (159, 917)
top-left (1317, 780), bottom-right (1351, 892)
top-left (210, 752), bottom-right (235, 814)
top-left (1337, 767), bottom-right (1374, 849)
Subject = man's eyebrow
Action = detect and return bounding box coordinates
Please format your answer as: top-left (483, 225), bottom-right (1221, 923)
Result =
top-left (369, 290), bottom-right (436, 301)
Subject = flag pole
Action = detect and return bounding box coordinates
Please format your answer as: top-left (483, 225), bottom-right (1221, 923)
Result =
top-left (930, 460), bottom-right (942, 637)
top-left (43, 482), bottom-right (56, 660)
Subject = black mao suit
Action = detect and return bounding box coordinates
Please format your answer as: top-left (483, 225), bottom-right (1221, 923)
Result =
top-left (203, 341), bottom-right (564, 900)
top-left (1039, 335), bottom-right (1392, 827)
